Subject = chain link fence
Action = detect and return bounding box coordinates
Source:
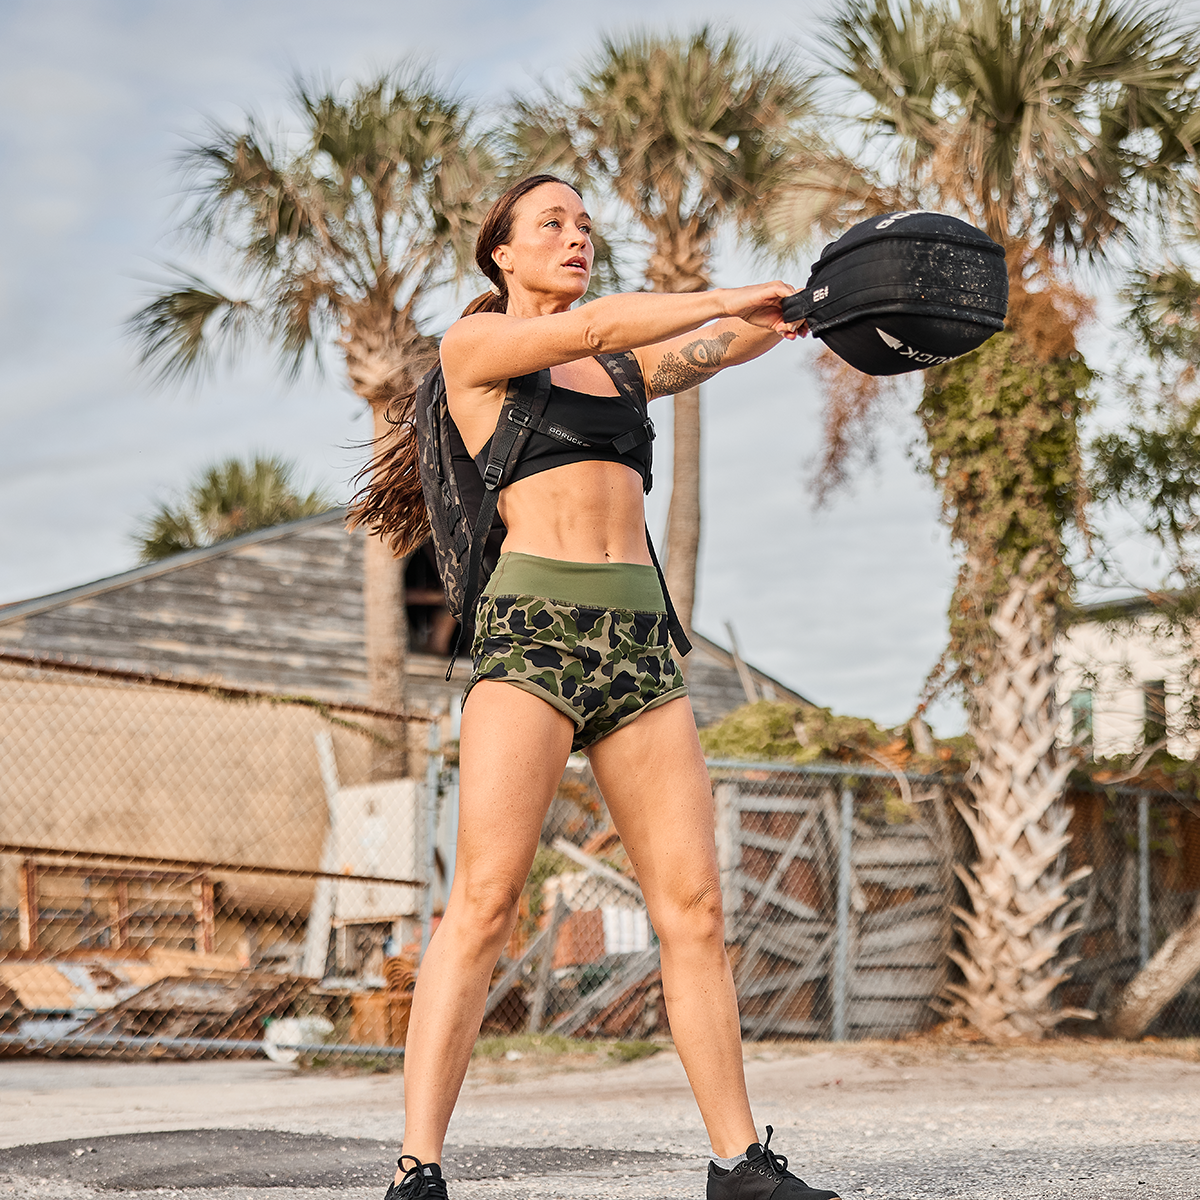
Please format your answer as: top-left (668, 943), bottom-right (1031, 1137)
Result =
top-left (477, 768), bottom-right (1200, 1043)
top-left (0, 653), bottom-right (432, 1062)
top-left (3, 653), bottom-right (1199, 1059)
top-left (491, 760), bottom-right (963, 1042)
top-left (1057, 784), bottom-right (1200, 1036)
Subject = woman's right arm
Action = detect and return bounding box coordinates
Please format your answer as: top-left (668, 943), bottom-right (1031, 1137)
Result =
top-left (440, 282), bottom-right (799, 391)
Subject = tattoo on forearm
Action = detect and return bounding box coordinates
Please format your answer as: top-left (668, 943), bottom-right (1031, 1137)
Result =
top-left (648, 331), bottom-right (738, 396)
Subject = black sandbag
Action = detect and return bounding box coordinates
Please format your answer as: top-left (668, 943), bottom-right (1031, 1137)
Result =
top-left (781, 211), bottom-right (1008, 376)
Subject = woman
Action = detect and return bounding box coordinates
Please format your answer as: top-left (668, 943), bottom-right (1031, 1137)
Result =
top-left (357, 174), bottom-right (840, 1200)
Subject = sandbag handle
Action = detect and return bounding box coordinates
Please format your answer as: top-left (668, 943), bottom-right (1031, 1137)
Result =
top-left (781, 288), bottom-right (819, 325)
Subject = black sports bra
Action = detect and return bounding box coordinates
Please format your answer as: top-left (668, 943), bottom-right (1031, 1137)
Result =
top-left (473, 381), bottom-right (655, 491)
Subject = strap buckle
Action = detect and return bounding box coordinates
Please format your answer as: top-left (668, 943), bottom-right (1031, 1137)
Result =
top-left (613, 419), bottom-right (656, 456)
top-left (507, 407), bottom-right (535, 430)
top-left (483, 462), bottom-right (504, 489)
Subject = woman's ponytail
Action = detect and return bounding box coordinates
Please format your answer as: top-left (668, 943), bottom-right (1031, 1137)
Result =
top-left (461, 287), bottom-right (508, 316)
top-left (346, 383), bottom-right (430, 559)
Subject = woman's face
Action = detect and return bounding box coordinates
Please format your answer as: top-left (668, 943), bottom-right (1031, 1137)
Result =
top-left (493, 181), bottom-right (594, 304)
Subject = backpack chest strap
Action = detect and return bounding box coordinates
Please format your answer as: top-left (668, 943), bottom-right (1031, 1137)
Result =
top-left (503, 405), bottom-right (655, 459)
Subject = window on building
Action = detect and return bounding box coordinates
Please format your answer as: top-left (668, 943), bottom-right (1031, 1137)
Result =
top-left (1143, 679), bottom-right (1167, 748)
top-left (1070, 689), bottom-right (1093, 753)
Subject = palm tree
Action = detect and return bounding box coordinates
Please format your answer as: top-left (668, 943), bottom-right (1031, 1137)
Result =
top-left (129, 66), bottom-right (494, 727)
top-left (1093, 263), bottom-right (1200, 570)
top-left (775, 0), bottom-right (1200, 1039)
top-left (514, 28), bottom-right (829, 637)
top-left (133, 455), bottom-right (336, 562)
top-left (1089, 260), bottom-right (1200, 1036)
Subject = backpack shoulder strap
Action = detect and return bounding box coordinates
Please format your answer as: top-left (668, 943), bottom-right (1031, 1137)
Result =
top-left (596, 350), bottom-right (648, 415)
top-left (445, 368), bottom-right (552, 678)
top-left (596, 350), bottom-right (654, 493)
top-left (644, 527), bottom-right (691, 659)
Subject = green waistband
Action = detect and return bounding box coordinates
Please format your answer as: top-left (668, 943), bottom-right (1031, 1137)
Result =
top-left (483, 552), bottom-right (664, 612)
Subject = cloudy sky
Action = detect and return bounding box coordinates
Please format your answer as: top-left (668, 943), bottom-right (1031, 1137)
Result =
top-left (0, 0), bottom-right (1188, 734)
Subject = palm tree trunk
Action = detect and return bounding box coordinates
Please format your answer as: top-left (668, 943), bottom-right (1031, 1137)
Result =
top-left (1106, 896), bottom-right (1200, 1039)
top-left (944, 552), bottom-right (1092, 1039)
top-left (363, 400), bottom-right (409, 780)
top-left (664, 384), bottom-right (701, 638)
top-left (650, 237), bottom-right (710, 648)
top-left (343, 307), bottom-right (436, 780)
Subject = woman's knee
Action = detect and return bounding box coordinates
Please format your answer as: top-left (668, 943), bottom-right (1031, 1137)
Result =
top-left (447, 876), bottom-right (523, 947)
top-left (652, 874), bottom-right (726, 948)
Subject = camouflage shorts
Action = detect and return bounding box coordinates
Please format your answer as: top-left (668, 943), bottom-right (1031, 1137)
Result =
top-left (464, 565), bottom-right (688, 751)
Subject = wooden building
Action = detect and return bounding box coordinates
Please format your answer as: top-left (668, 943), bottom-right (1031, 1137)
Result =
top-left (0, 511), bottom-right (811, 973)
top-left (0, 509), bottom-right (811, 722)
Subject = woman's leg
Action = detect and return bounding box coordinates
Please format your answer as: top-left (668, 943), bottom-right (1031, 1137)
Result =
top-left (585, 697), bottom-right (758, 1157)
top-left (398, 681), bottom-right (575, 1169)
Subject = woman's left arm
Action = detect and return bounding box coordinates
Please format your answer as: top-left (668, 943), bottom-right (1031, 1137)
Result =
top-left (635, 316), bottom-right (806, 400)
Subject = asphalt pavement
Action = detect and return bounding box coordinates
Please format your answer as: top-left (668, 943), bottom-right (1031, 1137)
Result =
top-left (1, 1043), bottom-right (1197, 1200)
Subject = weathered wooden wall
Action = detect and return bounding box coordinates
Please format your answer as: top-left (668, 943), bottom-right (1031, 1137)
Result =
top-left (0, 514), bottom-right (366, 698)
top-left (716, 771), bottom-right (955, 1040)
top-left (0, 513), bottom-right (468, 712)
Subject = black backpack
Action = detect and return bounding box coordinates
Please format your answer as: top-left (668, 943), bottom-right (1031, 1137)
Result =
top-left (781, 211), bottom-right (1008, 375)
top-left (414, 351), bottom-right (691, 678)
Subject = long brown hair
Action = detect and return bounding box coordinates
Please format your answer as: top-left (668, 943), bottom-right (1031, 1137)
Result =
top-left (346, 173), bottom-right (574, 558)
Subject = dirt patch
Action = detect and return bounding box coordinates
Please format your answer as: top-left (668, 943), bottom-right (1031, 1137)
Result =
top-left (745, 1033), bottom-right (1200, 1067)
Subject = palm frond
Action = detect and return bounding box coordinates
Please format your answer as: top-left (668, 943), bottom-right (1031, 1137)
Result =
top-left (133, 455), bottom-right (337, 562)
top-left (180, 120), bottom-right (327, 261)
top-left (126, 269), bottom-right (262, 385)
top-left (825, 0), bottom-right (947, 147)
top-left (294, 63), bottom-right (497, 293)
top-left (755, 155), bottom-right (904, 259)
top-left (134, 506), bottom-right (203, 563)
top-left (271, 269), bottom-right (343, 380)
top-left (133, 62), bottom-right (500, 403)
top-left (502, 96), bottom-right (592, 189)
top-left (556, 25), bottom-right (829, 284)
top-left (818, 0), bottom-right (1200, 258)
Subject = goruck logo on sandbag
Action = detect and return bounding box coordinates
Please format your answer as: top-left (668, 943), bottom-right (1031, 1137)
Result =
top-left (872, 210), bottom-right (937, 229)
top-left (781, 211), bottom-right (1008, 376)
top-left (875, 329), bottom-right (956, 368)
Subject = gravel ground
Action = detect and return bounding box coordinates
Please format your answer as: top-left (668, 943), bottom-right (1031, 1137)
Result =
top-left (1, 1040), bottom-right (1197, 1200)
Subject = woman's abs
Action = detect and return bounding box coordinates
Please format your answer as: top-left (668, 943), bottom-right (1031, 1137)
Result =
top-left (496, 460), bottom-right (651, 565)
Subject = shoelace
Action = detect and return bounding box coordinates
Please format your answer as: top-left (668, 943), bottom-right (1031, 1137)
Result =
top-left (761, 1125), bottom-right (793, 1179)
top-left (396, 1156), bottom-right (448, 1200)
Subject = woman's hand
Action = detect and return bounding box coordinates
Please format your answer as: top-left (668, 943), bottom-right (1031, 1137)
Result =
top-left (722, 281), bottom-right (809, 340)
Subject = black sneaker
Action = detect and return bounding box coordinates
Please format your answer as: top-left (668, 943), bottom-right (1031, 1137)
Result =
top-left (384, 1156), bottom-right (448, 1200)
top-left (707, 1126), bottom-right (840, 1200)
